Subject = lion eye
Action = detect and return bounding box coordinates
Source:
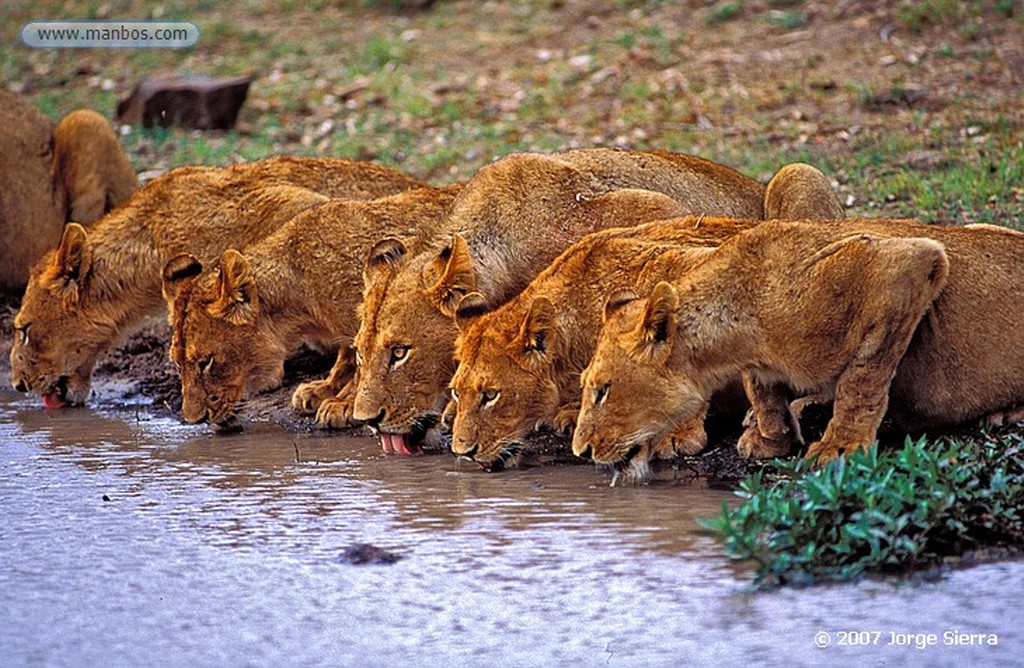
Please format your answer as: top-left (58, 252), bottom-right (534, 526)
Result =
top-left (450, 388), bottom-right (460, 403)
top-left (16, 324), bottom-right (31, 346)
top-left (594, 382), bottom-right (610, 406)
top-left (389, 345), bottom-right (410, 366)
top-left (481, 389), bottom-right (499, 406)
top-left (198, 356), bottom-right (214, 375)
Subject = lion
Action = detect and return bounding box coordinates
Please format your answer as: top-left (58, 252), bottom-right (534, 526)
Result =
top-left (448, 163), bottom-right (844, 470)
top-left (572, 217), bottom-right (1024, 484)
top-left (1, 91), bottom-right (139, 291)
top-left (347, 148), bottom-right (775, 455)
top-left (10, 156), bottom-right (427, 408)
top-left (160, 184), bottom-right (462, 430)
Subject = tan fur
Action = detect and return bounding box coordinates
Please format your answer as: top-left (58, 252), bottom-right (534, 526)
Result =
top-left (161, 184), bottom-right (462, 426)
top-left (53, 110), bottom-right (140, 225)
top-left (448, 163), bottom-right (844, 468)
top-left (572, 217), bottom-right (1024, 483)
top-left (450, 219), bottom-right (752, 469)
top-left (349, 148), bottom-right (770, 452)
top-left (10, 157), bottom-right (426, 406)
top-left (0, 93), bottom-right (139, 291)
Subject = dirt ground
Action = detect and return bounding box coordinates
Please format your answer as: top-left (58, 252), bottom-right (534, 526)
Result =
top-left (2, 0), bottom-right (1021, 480)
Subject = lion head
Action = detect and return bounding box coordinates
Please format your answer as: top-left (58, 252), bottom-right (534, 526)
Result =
top-left (10, 223), bottom-right (136, 408)
top-left (449, 294), bottom-right (568, 469)
top-left (572, 282), bottom-right (706, 483)
top-left (350, 234), bottom-right (483, 454)
top-left (162, 250), bottom-right (288, 427)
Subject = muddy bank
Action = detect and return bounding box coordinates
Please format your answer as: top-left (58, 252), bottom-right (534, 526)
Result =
top-left (1, 291), bottom-right (760, 482)
top-left (4, 289), bottom-right (1015, 484)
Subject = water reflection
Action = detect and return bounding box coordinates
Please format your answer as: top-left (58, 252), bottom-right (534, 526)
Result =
top-left (2, 389), bottom-right (1021, 667)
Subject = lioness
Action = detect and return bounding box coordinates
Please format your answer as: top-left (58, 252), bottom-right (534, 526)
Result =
top-left (348, 148), bottom-right (770, 454)
top-left (1, 92), bottom-right (139, 291)
top-left (10, 157), bottom-right (426, 408)
top-left (161, 184), bottom-right (462, 429)
top-left (573, 217), bottom-right (1024, 483)
top-left (449, 163), bottom-right (844, 469)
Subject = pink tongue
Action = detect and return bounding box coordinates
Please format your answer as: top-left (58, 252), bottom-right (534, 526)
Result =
top-left (42, 392), bottom-right (67, 409)
top-left (380, 433), bottom-right (414, 456)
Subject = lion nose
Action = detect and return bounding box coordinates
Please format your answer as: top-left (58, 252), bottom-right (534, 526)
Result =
top-left (454, 442), bottom-right (478, 459)
top-left (13, 379), bottom-right (27, 393)
top-left (575, 443), bottom-right (593, 461)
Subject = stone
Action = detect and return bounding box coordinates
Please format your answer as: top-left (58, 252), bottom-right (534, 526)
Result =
top-left (116, 73), bottom-right (252, 130)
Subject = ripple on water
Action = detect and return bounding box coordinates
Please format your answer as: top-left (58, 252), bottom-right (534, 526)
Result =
top-left (1, 390), bottom-right (1022, 667)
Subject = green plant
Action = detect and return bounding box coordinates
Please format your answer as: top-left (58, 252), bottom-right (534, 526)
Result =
top-left (897, 0), bottom-right (961, 33)
top-left (765, 10), bottom-right (807, 30)
top-left (706, 1), bottom-right (744, 25)
top-left (700, 436), bottom-right (1024, 586)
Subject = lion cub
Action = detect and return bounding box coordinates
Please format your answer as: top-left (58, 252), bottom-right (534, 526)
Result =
top-left (573, 218), bottom-right (1024, 483)
top-left (1, 92), bottom-right (139, 291)
top-left (448, 164), bottom-right (843, 469)
top-left (450, 220), bottom-right (751, 469)
top-left (10, 157), bottom-right (426, 408)
top-left (162, 184), bottom-right (462, 428)
top-left (347, 148), bottom-right (771, 455)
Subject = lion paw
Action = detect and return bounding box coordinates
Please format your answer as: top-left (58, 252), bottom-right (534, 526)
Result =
top-left (803, 439), bottom-right (866, 465)
top-left (736, 425), bottom-right (793, 459)
top-left (292, 379), bottom-right (338, 414)
top-left (315, 397), bottom-right (357, 430)
top-left (551, 407), bottom-right (578, 435)
top-left (654, 423), bottom-right (707, 459)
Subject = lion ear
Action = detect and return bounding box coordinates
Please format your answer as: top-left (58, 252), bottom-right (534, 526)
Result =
top-left (518, 296), bottom-right (557, 356)
top-left (641, 281), bottom-right (679, 345)
top-left (426, 233), bottom-right (476, 317)
top-left (364, 237), bottom-right (408, 287)
top-left (602, 288), bottom-right (640, 324)
top-left (454, 291), bottom-right (489, 332)
top-left (209, 249), bottom-right (258, 325)
top-left (44, 223), bottom-right (93, 308)
top-left (161, 253), bottom-right (203, 306)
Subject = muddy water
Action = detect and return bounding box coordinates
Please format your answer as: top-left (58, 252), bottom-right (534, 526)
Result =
top-left (1, 389), bottom-right (1021, 667)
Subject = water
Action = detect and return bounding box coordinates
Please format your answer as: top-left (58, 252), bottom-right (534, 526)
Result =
top-left (1, 388), bottom-right (1021, 667)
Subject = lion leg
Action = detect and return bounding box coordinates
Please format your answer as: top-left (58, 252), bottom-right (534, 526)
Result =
top-left (291, 347), bottom-right (355, 414)
top-left (979, 404), bottom-right (1024, 429)
top-left (737, 373), bottom-right (802, 459)
top-left (440, 399), bottom-right (456, 431)
top-left (315, 376), bottom-right (360, 429)
top-left (805, 241), bottom-right (948, 463)
top-left (653, 401), bottom-right (708, 458)
top-left (789, 390), bottom-right (833, 423)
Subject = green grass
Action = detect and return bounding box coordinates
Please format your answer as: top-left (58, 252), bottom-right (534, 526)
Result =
top-left (706, 1), bottom-right (745, 24)
top-left (701, 436), bottom-right (1024, 587)
top-left (897, 0), bottom-right (963, 33)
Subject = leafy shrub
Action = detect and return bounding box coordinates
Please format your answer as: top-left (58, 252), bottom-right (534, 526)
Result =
top-left (700, 435), bottom-right (1024, 586)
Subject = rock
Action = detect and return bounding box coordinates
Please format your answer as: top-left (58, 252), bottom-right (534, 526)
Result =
top-left (116, 74), bottom-right (252, 130)
top-left (338, 543), bottom-right (404, 565)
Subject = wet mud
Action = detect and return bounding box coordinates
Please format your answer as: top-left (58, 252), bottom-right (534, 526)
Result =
top-left (0, 292), bottom-right (756, 482)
